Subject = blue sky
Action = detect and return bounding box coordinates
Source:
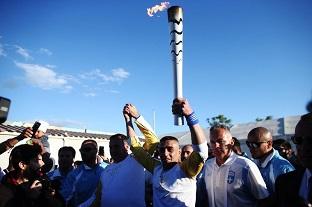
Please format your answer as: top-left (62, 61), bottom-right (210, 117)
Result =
top-left (1, 0), bottom-right (311, 135)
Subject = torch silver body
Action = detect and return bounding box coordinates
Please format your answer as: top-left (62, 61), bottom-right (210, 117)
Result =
top-left (168, 6), bottom-right (184, 126)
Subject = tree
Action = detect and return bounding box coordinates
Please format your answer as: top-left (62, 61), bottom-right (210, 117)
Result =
top-left (207, 114), bottom-right (233, 128)
top-left (265, 116), bottom-right (273, 120)
top-left (255, 118), bottom-right (263, 122)
top-left (255, 116), bottom-right (273, 122)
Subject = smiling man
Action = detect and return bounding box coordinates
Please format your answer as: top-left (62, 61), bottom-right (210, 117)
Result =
top-left (124, 98), bottom-right (208, 207)
top-left (204, 125), bottom-right (269, 207)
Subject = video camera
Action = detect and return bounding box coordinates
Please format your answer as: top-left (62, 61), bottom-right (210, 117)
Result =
top-left (0, 96), bottom-right (11, 124)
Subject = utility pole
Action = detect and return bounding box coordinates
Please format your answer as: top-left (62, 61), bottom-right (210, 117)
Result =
top-left (153, 110), bottom-right (156, 133)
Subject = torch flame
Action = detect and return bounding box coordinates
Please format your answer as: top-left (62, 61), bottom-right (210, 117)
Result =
top-left (147, 2), bottom-right (170, 17)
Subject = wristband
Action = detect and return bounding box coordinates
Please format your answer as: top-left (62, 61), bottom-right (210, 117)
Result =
top-left (16, 135), bottom-right (24, 141)
top-left (186, 111), bottom-right (199, 126)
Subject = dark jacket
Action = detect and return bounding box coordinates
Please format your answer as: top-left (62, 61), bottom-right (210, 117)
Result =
top-left (0, 171), bottom-right (64, 207)
top-left (275, 168), bottom-right (307, 207)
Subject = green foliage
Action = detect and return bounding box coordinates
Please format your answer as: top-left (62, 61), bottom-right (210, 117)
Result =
top-left (255, 118), bottom-right (263, 122)
top-left (206, 114), bottom-right (233, 128)
top-left (255, 116), bottom-right (273, 122)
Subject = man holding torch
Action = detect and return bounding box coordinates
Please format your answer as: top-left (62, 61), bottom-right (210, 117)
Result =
top-left (123, 98), bottom-right (208, 207)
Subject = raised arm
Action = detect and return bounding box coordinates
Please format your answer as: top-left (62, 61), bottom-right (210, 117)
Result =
top-left (123, 104), bottom-right (160, 173)
top-left (0, 127), bottom-right (33, 155)
top-left (173, 98), bottom-right (208, 177)
top-left (125, 104), bottom-right (159, 154)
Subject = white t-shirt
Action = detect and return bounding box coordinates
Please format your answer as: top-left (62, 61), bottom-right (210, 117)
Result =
top-left (100, 155), bottom-right (146, 207)
top-left (153, 164), bottom-right (197, 207)
top-left (204, 152), bottom-right (269, 207)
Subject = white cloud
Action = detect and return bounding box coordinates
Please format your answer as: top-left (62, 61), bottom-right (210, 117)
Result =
top-left (83, 92), bottom-right (97, 97)
top-left (15, 45), bottom-right (32, 60)
top-left (39, 48), bottom-right (52, 56)
top-left (80, 68), bottom-right (130, 83)
top-left (15, 62), bottom-right (73, 92)
top-left (112, 68), bottom-right (130, 79)
top-left (0, 43), bottom-right (6, 57)
top-left (105, 89), bottom-right (120, 94)
top-left (49, 119), bottom-right (86, 128)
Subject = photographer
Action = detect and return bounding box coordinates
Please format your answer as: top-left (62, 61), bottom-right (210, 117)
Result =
top-left (0, 144), bottom-right (64, 207)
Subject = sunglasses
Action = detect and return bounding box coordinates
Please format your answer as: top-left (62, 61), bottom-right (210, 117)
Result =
top-left (291, 136), bottom-right (312, 145)
top-left (246, 141), bottom-right (267, 149)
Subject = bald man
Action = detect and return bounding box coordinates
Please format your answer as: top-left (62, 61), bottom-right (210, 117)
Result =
top-left (247, 127), bottom-right (294, 194)
top-left (204, 125), bottom-right (269, 207)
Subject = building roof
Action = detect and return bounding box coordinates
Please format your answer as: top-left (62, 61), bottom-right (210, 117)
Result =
top-left (160, 115), bottom-right (301, 146)
top-left (0, 123), bottom-right (111, 140)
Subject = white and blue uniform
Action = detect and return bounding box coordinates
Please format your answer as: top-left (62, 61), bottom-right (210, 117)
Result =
top-left (256, 149), bottom-right (295, 194)
top-left (204, 152), bottom-right (269, 207)
top-left (99, 155), bottom-right (146, 207)
top-left (60, 164), bottom-right (105, 206)
top-left (153, 164), bottom-right (197, 207)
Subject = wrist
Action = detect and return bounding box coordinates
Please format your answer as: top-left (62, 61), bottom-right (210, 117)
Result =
top-left (5, 139), bottom-right (14, 148)
top-left (134, 114), bottom-right (140, 119)
top-left (186, 111), bottom-right (199, 126)
top-left (16, 135), bottom-right (24, 141)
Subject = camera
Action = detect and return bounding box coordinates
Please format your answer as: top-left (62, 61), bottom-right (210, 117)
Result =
top-left (99, 146), bottom-right (105, 156)
top-left (32, 121), bottom-right (41, 138)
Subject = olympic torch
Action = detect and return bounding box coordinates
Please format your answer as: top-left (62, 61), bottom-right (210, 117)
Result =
top-left (168, 6), bottom-right (184, 126)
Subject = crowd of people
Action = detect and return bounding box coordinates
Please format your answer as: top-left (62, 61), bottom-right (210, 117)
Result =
top-left (0, 98), bottom-right (311, 207)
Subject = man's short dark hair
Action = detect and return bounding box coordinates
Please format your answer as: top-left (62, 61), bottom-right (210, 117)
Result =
top-left (273, 138), bottom-right (286, 149)
top-left (81, 139), bottom-right (98, 147)
top-left (280, 141), bottom-right (292, 150)
top-left (110, 133), bottom-right (127, 142)
top-left (11, 144), bottom-right (42, 170)
top-left (160, 136), bottom-right (179, 144)
top-left (58, 146), bottom-right (76, 158)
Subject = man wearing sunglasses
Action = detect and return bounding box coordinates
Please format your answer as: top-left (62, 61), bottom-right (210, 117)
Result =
top-left (246, 127), bottom-right (295, 195)
top-left (275, 113), bottom-right (312, 207)
top-left (60, 139), bottom-right (106, 206)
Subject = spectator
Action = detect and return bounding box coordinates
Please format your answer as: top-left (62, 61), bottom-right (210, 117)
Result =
top-left (92, 133), bottom-right (146, 207)
top-left (60, 139), bottom-right (105, 207)
top-left (181, 144), bottom-right (194, 161)
top-left (274, 139), bottom-right (301, 169)
top-left (247, 127), bottom-right (294, 195)
top-left (27, 121), bottom-right (54, 174)
top-left (232, 137), bottom-right (249, 158)
top-left (125, 99), bottom-right (208, 207)
top-left (204, 125), bottom-right (270, 207)
top-left (272, 138), bottom-right (286, 151)
top-left (47, 147), bottom-right (76, 193)
top-left (275, 112), bottom-right (312, 206)
top-left (0, 144), bottom-right (63, 207)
